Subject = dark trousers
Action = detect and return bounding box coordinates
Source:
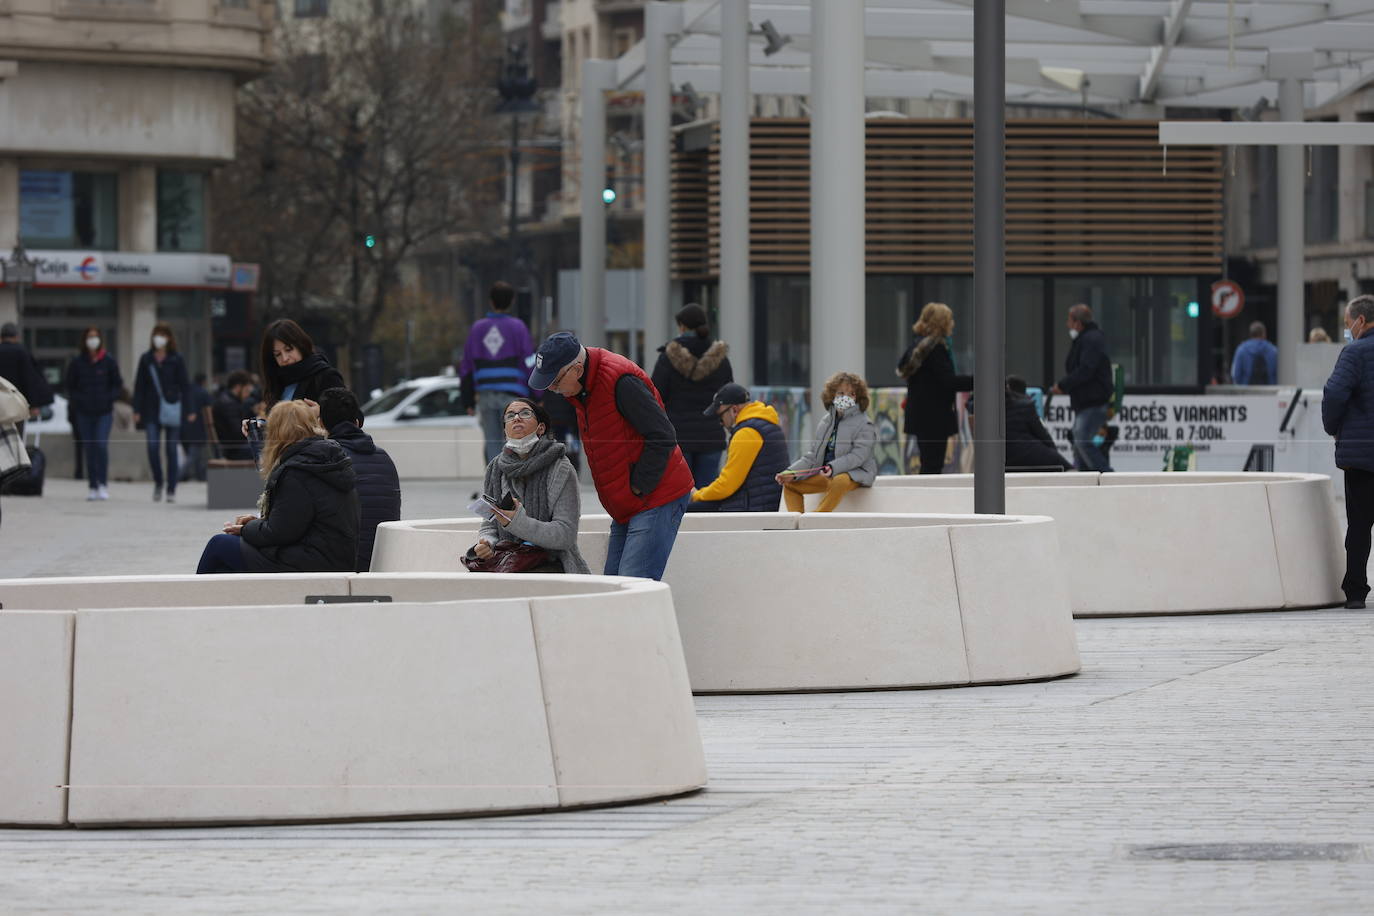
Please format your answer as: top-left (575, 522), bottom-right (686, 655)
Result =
top-left (145, 421), bottom-right (180, 490)
top-left (1342, 467), bottom-right (1374, 602)
top-left (915, 437), bottom-right (947, 474)
top-left (197, 533), bottom-right (246, 574)
top-left (682, 449), bottom-right (724, 489)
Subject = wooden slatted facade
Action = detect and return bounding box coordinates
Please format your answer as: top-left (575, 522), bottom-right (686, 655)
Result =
top-left (672, 118), bottom-right (1223, 280)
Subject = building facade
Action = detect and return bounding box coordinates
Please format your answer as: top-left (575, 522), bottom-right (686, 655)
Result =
top-left (0, 0), bottom-right (275, 386)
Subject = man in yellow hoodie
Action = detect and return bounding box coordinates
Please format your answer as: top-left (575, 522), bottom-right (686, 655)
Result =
top-left (688, 383), bottom-right (792, 512)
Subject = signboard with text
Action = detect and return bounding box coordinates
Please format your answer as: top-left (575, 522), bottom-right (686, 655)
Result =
top-left (2, 250), bottom-right (233, 290)
top-left (1042, 393), bottom-right (1280, 471)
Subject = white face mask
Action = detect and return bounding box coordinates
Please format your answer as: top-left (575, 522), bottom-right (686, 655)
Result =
top-left (86, 337), bottom-right (101, 351)
top-left (505, 430), bottom-right (542, 455)
top-left (832, 394), bottom-right (857, 412)
top-left (1068, 328), bottom-right (1080, 341)
top-left (152, 335), bottom-right (168, 349)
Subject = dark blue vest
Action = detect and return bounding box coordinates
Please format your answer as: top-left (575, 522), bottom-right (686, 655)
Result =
top-left (720, 416), bottom-right (789, 511)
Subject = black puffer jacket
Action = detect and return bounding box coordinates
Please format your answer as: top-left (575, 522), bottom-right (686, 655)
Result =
top-left (1005, 392), bottom-right (1072, 470)
top-left (650, 335), bottom-right (732, 452)
top-left (329, 421), bottom-right (401, 571)
top-left (241, 437), bottom-right (359, 573)
top-left (65, 352), bottom-right (122, 416)
top-left (269, 352), bottom-right (347, 406)
top-left (1057, 322), bottom-right (1113, 410)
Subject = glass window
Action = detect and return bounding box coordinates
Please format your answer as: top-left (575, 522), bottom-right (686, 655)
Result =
top-left (21, 289), bottom-right (119, 390)
top-left (754, 274), bottom-right (810, 387)
top-left (865, 275), bottom-right (915, 386)
top-left (157, 171), bottom-right (207, 252)
top-left (294, 0), bottom-right (328, 16)
top-left (19, 170), bottom-right (118, 250)
top-left (409, 385), bottom-right (466, 418)
top-left (157, 290), bottom-right (209, 380)
top-left (1052, 276), bottom-right (1199, 387)
top-left (1006, 276), bottom-right (1045, 386)
top-left (1249, 146), bottom-right (1277, 248)
top-left (919, 276), bottom-right (975, 377)
top-left (1305, 142), bottom-right (1338, 244)
top-left (364, 385), bottom-right (418, 416)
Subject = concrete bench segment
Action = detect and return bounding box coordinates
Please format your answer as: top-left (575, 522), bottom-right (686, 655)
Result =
top-left (0, 574), bottom-right (704, 828)
top-left (806, 472), bottom-right (1343, 616)
top-left (371, 512), bottom-right (1082, 693)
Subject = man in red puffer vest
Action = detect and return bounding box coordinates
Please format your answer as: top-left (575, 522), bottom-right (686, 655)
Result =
top-left (529, 332), bottom-right (693, 580)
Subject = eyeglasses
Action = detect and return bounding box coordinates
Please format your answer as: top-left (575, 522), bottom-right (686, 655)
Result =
top-left (503, 408), bottom-right (536, 422)
top-left (550, 361), bottom-right (581, 390)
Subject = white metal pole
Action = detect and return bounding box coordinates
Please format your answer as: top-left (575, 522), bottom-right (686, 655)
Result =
top-left (719, 0), bottom-right (752, 385)
top-left (1276, 75), bottom-right (1304, 386)
top-left (580, 59), bottom-right (616, 348)
top-left (808, 0), bottom-right (865, 417)
top-left (642, 2), bottom-right (677, 363)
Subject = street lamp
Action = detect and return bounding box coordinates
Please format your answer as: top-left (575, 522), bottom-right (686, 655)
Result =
top-left (497, 42), bottom-right (539, 278)
top-left (1, 241), bottom-right (42, 320)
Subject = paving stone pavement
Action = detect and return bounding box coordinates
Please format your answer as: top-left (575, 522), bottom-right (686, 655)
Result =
top-left (2, 481), bottom-right (1372, 913)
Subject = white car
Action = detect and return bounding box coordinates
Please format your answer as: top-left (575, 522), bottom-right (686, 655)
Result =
top-left (361, 375), bottom-right (470, 428)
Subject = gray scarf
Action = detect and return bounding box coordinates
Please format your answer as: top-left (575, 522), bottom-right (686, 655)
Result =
top-left (485, 436), bottom-right (568, 525)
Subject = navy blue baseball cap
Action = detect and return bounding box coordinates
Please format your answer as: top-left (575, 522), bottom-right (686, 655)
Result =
top-left (528, 331), bottom-right (582, 390)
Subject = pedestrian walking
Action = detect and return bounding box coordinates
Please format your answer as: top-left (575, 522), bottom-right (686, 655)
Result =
top-left (64, 326), bottom-right (121, 501)
top-left (318, 386), bottom-right (401, 572)
top-left (1052, 304), bottom-right (1114, 472)
top-left (779, 372), bottom-right (878, 512)
top-left (132, 323), bottom-right (191, 502)
top-left (650, 303), bottom-right (733, 488)
top-left (466, 397), bottom-right (590, 574)
top-left (196, 400), bottom-right (359, 574)
top-left (259, 319), bottom-right (346, 408)
top-left (688, 383), bottom-right (789, 512)
top-left (460, 281), bottom-right (536, 463)
top-left (897, 302), bottom-right (973, 474)
top-left (1232, 321), bottom-right (1279, 385)
top-left (1322, 294), bottom-right (1374, 609)
top-left (528, 331), bottom-right (693, 580)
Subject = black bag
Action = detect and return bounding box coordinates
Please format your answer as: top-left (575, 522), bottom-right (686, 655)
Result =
top-left (2, 445), bottom-right (45, 496)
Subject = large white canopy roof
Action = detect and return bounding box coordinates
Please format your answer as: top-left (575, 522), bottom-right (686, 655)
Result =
top-left (616, 0), bottom-right (1374, 111)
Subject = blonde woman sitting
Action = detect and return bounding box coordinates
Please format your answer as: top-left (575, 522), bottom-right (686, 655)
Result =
top-left (776, 371), bottom-right (877, 512)
top-left (197, 399), bottom-right (359, 573)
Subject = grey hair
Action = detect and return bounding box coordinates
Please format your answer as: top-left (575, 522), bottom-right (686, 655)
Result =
top-left (1249, 321), bottom-right (1266, 338)
top-left (1068, 303), bottom-right (1093, 324)
top-left (1348, 295), bottom-right (1374, 325)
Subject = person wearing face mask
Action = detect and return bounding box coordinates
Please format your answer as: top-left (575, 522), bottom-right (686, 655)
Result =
top-left (777, 372), bottom-right (878, 513)
top-left (64, 326), bottom-right (123, 501)
top-left (687, 383), bottom-right (789, 512)
top-left (1322, 294), bottom-right (1374, 609)
top-left (1052, 303), bottom-right (1114, 472)
top-left (468, 397), bottom-right (590, 574)
top-left (897, 301), bottom-right (973, 474)
top-left (132, 323), bottom-right (192, 503)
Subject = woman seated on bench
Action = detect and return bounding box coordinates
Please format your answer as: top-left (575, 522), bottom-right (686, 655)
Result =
top-left (197, 400), bottom-right (359, 574)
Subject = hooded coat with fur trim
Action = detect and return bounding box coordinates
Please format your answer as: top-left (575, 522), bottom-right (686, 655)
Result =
top-left (650, 335), bottom-right (733, 452)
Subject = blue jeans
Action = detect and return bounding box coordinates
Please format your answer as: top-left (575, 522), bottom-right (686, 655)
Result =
top-left (197, 534), bottom-right (246, 574)
top-left (145, 421), bottom-right (180, 490)
top-left (478, 392), bottom-right (508, 464)
top-left (605, 493), bottom-right (689, 581)
top-left (73, 411), bottom-right (113, 488)
top-left (1071, 404), bottom-right (1112, 472)
top-left (682, 450), bottom-right (724, 489)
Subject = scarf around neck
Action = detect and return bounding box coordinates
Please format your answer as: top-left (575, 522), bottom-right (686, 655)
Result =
top-left (898, 334), bottom-right (945, 379)
top-left (485, 436), bottom-right (569, 524)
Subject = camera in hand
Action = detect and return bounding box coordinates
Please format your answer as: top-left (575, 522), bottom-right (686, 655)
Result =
top-left (245, 417), bottom-right (266, 444)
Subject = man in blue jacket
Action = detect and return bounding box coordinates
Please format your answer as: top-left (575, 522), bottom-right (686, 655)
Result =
top-left (1231, 321), bottom-right (1279, 385)
top-left (1052, 304), bottom-right (1114, 471)
top-left (1323, 294), bottom-right (1374, 609)
top-left (318, 387), bottom-right (401, 572)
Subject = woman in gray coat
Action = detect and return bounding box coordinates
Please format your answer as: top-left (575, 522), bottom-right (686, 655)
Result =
top-left (470, 398), bottom-right (590, 574)
top-left (778, 371), bottom-right (878, 512)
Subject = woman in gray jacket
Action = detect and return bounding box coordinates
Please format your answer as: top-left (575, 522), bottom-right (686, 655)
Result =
top-left (470, 398), bottom-right (590, 574)
top-left (778, 371), bottom-right (878, 512)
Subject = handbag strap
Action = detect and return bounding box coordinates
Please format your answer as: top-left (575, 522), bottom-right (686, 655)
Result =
top-left (148, 358), bottom-right (166, 401)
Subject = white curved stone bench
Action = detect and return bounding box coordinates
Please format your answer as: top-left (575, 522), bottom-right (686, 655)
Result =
top-left (0, 573), bottom-right (704, 827)
top-left (372, 513), bottom-right (1082, 694)
top-left (801, 472), bottom-right (1344, 615)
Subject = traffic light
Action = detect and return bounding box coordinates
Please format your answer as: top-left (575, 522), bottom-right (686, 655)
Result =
top-left (364, 234), bottom-right (376, 249)
top-left (602, 165), bottom-right (616, 205)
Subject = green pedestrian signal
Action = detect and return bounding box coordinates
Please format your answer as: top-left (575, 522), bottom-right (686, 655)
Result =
top-left (364, 235), bottom-right (377, 249)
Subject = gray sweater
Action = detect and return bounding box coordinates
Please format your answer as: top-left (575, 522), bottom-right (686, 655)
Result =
top-left (791, 406), bottom-right (878, 487)
top-left (479, 455), bottom-right (591, 574)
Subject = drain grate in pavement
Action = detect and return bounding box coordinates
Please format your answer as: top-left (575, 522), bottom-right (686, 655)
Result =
top-left (1130, 843), bottom-right (1362, 862)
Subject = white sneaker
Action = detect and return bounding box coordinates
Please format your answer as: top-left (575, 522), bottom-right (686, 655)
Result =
top-left (97, 485), bottom-right (109, 500)
top-left (86, 488), bottom-right (99, 501)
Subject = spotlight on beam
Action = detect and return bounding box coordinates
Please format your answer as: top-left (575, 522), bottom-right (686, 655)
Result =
top-left (759, 20), bottom-right (791, 57)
